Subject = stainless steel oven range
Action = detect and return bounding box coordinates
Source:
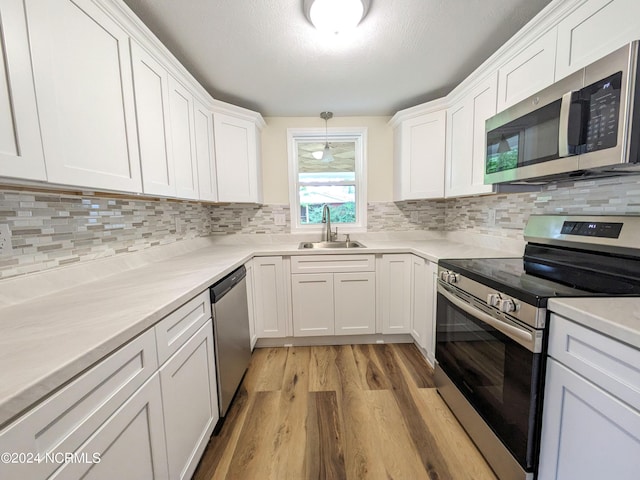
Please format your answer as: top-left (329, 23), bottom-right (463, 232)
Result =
top-left (435, 215), bottom-right (640, 480)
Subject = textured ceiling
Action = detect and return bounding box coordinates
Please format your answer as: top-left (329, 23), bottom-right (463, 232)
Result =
top-left (122, 0), bottom-right (553, 116)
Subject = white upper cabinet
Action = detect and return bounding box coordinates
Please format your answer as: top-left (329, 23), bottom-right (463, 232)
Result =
top-left (496, 28), bottom-right (557, 112)
top-left (0, 0), bottom-right (46, 181)
top-left (131, 41), bottom-right (176, 197)
top-left (393, 108), bottom-right (446, 200)
top-left (193, 99), bottom-right (218, 202)
top-left (168, 76), bottom-right (199, 200)
top-left (214, 112), bottom-right (263, 203)
top-left (556, 0), bottom-right (640, 80)
top-left (445, 74), bottom-right (497, 198)
top-left (24, 0), bottom-right (142, 192)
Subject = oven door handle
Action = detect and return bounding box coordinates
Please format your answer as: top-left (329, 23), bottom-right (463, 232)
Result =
top-left (438, 285), bottom-right (538, 352)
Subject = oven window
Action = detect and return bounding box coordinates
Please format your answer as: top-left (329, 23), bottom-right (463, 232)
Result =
top-left (436, 292), bottom-right (541, 469)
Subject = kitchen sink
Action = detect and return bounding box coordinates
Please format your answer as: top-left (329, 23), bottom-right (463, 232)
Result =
top-left (298, 240), bottom-right (366, 249)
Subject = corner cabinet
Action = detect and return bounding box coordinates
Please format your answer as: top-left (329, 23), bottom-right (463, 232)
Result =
top-left (392, 107), bottom-right (446, 200)
top-left (378, 254), bottom-right (413, 334)
top-left (214, 111), bottom-right (263, 203)
top-left (445, 73), bottom-right (497, 198)
top-left (24, 0), bottom-right (143, 192)
top-left (252, 256), bottom-right (291, 337)
top-left (0, 0), bottom-right (46, 181)
top-left (538, 314), bottom-right (640, 480)
top-left (193, 99), bottom-right (218, 202)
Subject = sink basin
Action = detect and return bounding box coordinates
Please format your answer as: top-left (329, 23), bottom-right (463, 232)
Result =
top-left (298, 240), bottom-right (366, 249)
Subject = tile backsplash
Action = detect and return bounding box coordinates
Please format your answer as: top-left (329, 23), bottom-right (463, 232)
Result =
top-left (2, 174), bottom-right (640, 279)
top-left (0, 189), bottom-right (211, 279)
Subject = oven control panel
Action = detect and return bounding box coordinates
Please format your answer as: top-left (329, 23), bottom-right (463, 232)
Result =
top-left (487, 293), bottom-right (520, 313)
top-left (561, 221), bottom-right (623, 238)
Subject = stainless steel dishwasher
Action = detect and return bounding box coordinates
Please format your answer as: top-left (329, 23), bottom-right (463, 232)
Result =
top-left (209, 265), bottom-right (251, 419)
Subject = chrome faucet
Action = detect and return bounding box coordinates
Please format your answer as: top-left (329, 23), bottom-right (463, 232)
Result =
top-left (321, 204), bottom-right (334, 242)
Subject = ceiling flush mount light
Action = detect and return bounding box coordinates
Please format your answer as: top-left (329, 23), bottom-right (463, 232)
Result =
top-left (304, 0), bottom-right (371, 35)
top-left (320, 111), bottom-right (334, 163)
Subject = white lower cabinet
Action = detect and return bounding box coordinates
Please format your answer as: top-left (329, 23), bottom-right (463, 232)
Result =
top-left (334, 272), bottom-right (376, 335)
top-left (538, 314), bottom-right (640, 480)
top-left (252, 256), bottom-right (291, 337)
top-left (290, 255), bottom-right (376, 337)
top-left (378, 254), bottom-right (413, 334)
top-left (0, 329), bottom-right (164, 479)
top-left (0, 291), bottom-right (219, 480)
top-left (409, 256), bottom-right (438, 365)
top-left (245, 259), bottom-right (258, 349)
top-left (60, 374), bottom-right (168, 480)
top-left (160, 321), bottom-right (217, 480)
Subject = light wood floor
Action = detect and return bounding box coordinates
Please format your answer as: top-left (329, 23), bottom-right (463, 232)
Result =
top-left (194, 343), bottom-right (497, 480)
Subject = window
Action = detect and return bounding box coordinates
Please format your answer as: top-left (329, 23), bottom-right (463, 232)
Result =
top-left (287, 127), bottom-right (367, 233)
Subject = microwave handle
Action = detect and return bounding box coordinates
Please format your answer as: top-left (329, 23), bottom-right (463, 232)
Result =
top-left (559, 90), bottom-right (586, 157)
top-left (558, 91), bottom-right (575, 157)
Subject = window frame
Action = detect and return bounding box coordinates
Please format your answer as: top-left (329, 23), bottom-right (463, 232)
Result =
top-left (287, 127), bottom-right (367, 234)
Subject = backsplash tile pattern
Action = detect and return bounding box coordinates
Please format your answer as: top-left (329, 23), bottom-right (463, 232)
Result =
top-left (2, 174), bottom-right (640, 279)
top-left (446, 175), bottom-right (640, 240)
top-left (0, 189), bottom-right (211, 279)
top-left (367, 200), bottom-right (446, 232)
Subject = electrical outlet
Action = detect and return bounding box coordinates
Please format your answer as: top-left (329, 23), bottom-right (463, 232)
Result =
top-left (487, 209), bottom-right (496, 225)
top-left (410, 211), bottom-right (419, 223)
top-left (241, 216), bottom-right (249, 228)
top-left (274, 213), bottom-right (286, 226)
top-left (0, 224), bottom-right (12, 256)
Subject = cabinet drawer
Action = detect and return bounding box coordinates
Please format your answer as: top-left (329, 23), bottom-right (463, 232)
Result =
top-left (0, 329), bottom-right (157, 479)
top-left (291, 254), bottom-right (375, 274)
top-left (155, 290), bottom-right (212, 365)
top-left (549, 314), bottom-right (640, 410)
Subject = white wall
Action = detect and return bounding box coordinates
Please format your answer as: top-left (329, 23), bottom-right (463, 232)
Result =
top-left (261, 116), bottom-right (393, 204)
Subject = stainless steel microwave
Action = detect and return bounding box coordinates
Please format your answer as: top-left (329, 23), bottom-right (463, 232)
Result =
top-left (485, 41), bottom-right (640, 184)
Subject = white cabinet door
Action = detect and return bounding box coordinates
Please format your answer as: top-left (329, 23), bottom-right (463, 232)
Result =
top-left (168, 76), bottom-right (199, 200)
top-left (25, 0), bottom-right (142, 192)
top-left (253, 256), bottom-right (290, 337)
top-left (496, 28), bottom-right (557, 111)
top-left (160, 321), bottom-right (218, 480)
top-left (393, 109), bottom-right (446, 200)
top-left (193, 99), bottom-right (218, 202)
top-left (214, 112), bottom-right (262, 203)
top-left (245, 259), bottom-right (258, 349)
top-left (0, 330), bottom-right (159, 479)
top-left (291, 273), bottom-right (335, 336)
top-left (446, 74), bottom-right (497, 198)
top-left (425, 260), bottom-right (438, 366)
top-left (556, 0), bottom-right (640, 80)
top-left (379, 254), bottom-right (413, 334)
top-left (60, 374), bottom-right (169, 480)
top-left (445, 98), bottom-right (471, 197)
top-left (334, 272), bottom-right (376, 335)
top-left (538, 359), bottom-right (640, 480)
top-left (0, 0), bottom-right (45, 180)
top-left (410, 256), bottom-right (428, 347)
top-left (131, 41), bottom-right (175, 197)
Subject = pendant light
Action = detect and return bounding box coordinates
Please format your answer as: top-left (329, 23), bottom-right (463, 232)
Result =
top-left (320, 111), bottom-right (334, 163)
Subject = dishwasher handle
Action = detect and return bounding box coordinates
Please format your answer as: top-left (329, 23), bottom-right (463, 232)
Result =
top-left (210, 265), bottom-right (247, 303)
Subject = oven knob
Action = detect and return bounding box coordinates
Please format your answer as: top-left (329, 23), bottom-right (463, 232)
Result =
top-left (440, 271), bottom-right (450, 281)
top-left (487, 293), bottom-right (500, 307)
top-left (447, 273), bottom-right (459, 284)
top-left (499, 298), bottom-right (518, 313)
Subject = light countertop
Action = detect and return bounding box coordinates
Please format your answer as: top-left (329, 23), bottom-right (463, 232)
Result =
top-left (0, 236), bottom-right (517, 428)
top-left (548, 297), bottom-right (640, 349)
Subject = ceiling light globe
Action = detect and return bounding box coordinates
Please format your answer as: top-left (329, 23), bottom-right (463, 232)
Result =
top-left (312, 151), bottom-right (324, 160)
top-left (309, 0), bottom-right (364, 34)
